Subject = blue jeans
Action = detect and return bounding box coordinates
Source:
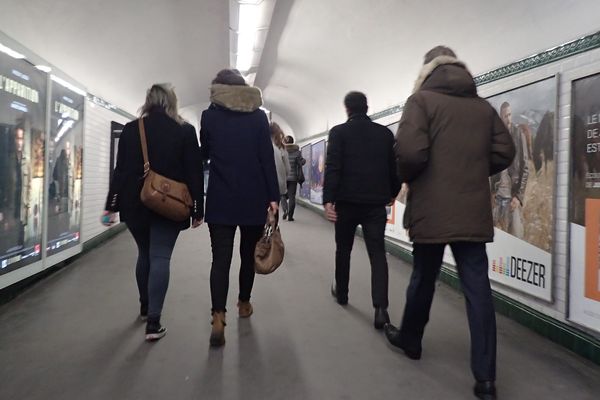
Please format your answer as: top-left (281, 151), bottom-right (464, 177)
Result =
top-left (127, 220), bottom-right (180, 322)
top-left (400, 242), bottom-right (496, 381)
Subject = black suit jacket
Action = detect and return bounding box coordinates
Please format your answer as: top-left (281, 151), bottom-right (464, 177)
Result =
top-left (323, 114), bottom-right (400, 205)
top-left (105, 111), bottom-right (204, 230)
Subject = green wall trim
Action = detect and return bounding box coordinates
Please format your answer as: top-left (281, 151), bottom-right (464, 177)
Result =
top-left (298, 200), bottom-right (600, 366)
top-left (0, 224), bottom-right (127, 307)
top-left (475, 30), bottom-right (600, 85)
top-left (299, 29), bottom-right (600, 147)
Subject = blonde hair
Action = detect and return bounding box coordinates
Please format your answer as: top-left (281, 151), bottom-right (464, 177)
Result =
top-left (270, 122), bottom-right (285, 149)
top-left (140, 83), bottom-right (183, 124)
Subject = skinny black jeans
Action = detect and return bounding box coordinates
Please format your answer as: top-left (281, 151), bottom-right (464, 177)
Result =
top-left (208, 224), bottom-right (264, 312)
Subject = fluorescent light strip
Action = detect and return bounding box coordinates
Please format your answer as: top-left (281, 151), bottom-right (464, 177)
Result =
top-left (35, 65), bottom-right (52, 73)
top-left (0, 43), bottom-right (25, 59)
top-left (51, 75), bottom-right (87, 97)
top-left (235, 3), bottom-right (260, 72)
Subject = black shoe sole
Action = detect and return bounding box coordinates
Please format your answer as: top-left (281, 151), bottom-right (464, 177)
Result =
top-left (145, 328), bottom-right (167, 341)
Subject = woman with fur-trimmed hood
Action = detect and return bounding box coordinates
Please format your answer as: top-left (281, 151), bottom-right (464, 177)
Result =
top-left (200, 69), bottom-right (279, 347)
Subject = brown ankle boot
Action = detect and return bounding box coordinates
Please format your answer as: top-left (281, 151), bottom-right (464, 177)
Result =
top-left (237, 301), bottom-right (253, 318)
top-left (210, 312), bottom-right (226, 347)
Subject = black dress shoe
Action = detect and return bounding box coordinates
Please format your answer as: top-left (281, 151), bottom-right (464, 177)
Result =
top-left (473, 381), bottom-right (496, 400)
top-left (373, 308), bottom-right (390, 330)
top-left (383, 324), bottom-right (421, 360)
top-left (330, 283), bottom-right (348, 305)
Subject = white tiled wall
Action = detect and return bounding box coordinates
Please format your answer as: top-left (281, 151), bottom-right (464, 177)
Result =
top-left (81, 102), bottom-right (130, 243)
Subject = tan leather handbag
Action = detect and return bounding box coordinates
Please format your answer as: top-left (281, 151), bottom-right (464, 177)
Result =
top-left (254, 209), bottom-right (285, 274)
top-left (138, 118), bottom-right (192, 222)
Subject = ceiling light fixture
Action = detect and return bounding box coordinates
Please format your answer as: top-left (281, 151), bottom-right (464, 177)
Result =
top-left (0, 43), bottom-right (25, 59)
top-left (235, 3), bottom-right (260, 72)
top-left (35, 65), bottom-right (52, 73)
top-left (51, 75), bottom-right (87, 97)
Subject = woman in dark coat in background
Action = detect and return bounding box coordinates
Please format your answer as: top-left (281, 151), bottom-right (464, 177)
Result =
top-left (102, 83), bottom-right (204, 341)
top-left (200, 69), bottom-right (279, 347)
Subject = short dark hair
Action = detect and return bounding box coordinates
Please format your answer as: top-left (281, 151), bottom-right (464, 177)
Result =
top-left (212, 68), bottom-right (247, 86)
top-left (500, 102), bottom-right (511, 113)
top-left (423, 46), bottom-right (457, 64)
top-left (344, 91), bottom-right (368, 114)
top-left (285, 135), bottom-right (294, 144)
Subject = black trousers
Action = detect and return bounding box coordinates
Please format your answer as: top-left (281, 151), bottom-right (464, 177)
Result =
top-left (400, 242), bottom-right (496, 381)
top-left (334, 202), bottom-right (388, 308)
top-left (281, 181), bottom-right (298, 218)
top-left (208, 224), bottom-right (264, 312)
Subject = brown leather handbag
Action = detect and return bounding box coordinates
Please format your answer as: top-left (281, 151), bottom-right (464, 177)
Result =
top-left (138, 118), bottom-right (192, 222)
top-left (254, 209), bottom-right (285, 274)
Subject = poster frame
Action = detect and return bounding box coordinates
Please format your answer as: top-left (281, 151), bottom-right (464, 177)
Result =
top-left (482, 73), bottom-right (559, 302)
top-left (565, 63), bottom-right (600, 333)
top-left (42, 76), bottom-right (86, 269)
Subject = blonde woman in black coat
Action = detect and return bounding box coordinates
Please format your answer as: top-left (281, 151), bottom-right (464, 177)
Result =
top-left (102, 84), bottom-right (204, 341)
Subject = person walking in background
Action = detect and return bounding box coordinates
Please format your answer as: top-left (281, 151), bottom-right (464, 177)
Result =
top-left (271, 122), bottom-right (291, 212)
top-left (386, 46), bottom-right (515, 400)
top-left (200, 69), bottom-right (279, 347)
top-left (282, 135), bottom-right (304, 221)
top-left (102, 83), bottom-right (204, 342)
top-left (323, 91), bottom-right (400, 330)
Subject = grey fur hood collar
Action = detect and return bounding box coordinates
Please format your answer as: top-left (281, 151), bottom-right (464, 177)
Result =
top-left (413, 55), bottom-right (471, 93)
top-left (210, 84), bottom-right (263, 112)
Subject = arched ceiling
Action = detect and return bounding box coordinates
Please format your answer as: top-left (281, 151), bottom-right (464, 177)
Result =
top-left (1, 0), bottom-right (600, 137)
top-left (0, 0), bottom-right (229, 120)
top-left (257, 0), bottom-right (600, 139)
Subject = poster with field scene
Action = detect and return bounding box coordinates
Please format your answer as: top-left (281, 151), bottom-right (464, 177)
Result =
top-left (486, 77), bottom-right (556, 301)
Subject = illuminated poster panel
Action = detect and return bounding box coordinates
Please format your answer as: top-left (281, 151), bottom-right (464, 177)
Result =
top-left (46, 79), bottom-right (84, 256)
top-left (300, 144), bottom-right (311, 199)
top-left (310, 140), bottom-right (325, 204)
top-left (0, 53), bottom-right (46, 274)
top-left (486, 77), bottom-right (556, 301)
top-left (569, 72), bottom-right (600, 333)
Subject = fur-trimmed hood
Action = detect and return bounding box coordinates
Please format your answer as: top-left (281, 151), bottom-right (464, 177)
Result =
top-left (210, 84), bottom-right (263, 112)
top-left (413, 55), bottom-right (477, 97)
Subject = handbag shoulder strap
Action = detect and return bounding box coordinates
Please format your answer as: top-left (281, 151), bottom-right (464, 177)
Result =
top-left (138, 118), bottom-right (150, 176)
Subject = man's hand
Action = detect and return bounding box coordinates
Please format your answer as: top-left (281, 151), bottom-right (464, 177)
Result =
top-left (269, 202), bottom-right (279, 214)
top-left (510, 196), bottom-right (521, 211)
top-left (192, 218), bottom-right (203, 228)
top-left (324, 202), bottom-right (337, 222)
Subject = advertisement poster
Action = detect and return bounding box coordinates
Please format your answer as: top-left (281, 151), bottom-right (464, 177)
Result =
top-left (300, 144), bottom-right (311, 199)
top-left (310, 140), bottom-right (325, 204)
top-left (0, 53), bottom-right (46, 274)
top-left (569, 73), bottom-right (600, 332)
top-left (46, 79), bottom-right (84, 256)
top-left (486, 77), bottom-right (556, 300)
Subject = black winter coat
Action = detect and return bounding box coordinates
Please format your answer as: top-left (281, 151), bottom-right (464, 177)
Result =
top-left (105, 111), bottom-right (204, 230)
top-left (323, 114), bottom-right (401, 205)
top-left (200, 84), bottom-right (279, 226)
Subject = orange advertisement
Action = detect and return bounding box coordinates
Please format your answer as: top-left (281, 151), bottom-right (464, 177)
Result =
top-left (386, 203), bottom-right (395, 224)
top-left (585, 199), bottom-right (600, 301)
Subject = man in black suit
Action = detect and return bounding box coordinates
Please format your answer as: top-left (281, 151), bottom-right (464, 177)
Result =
top-left (323, 91), bottom-right (401, 329)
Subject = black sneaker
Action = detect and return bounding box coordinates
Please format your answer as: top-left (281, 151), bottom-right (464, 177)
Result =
top-left (145, 322), bottom-right (167, 341)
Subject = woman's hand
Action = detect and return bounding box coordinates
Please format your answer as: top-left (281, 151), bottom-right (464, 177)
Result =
top-left (101, 211), bottom-right (117, 227)
top-left (269, 202), bottom-right (279, 213)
